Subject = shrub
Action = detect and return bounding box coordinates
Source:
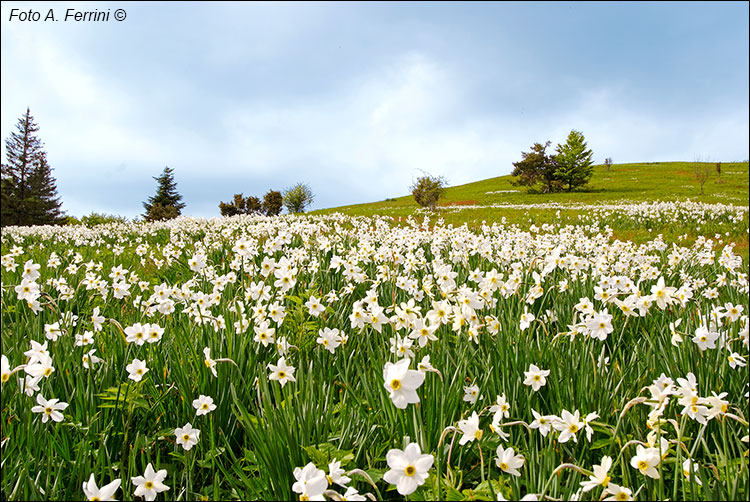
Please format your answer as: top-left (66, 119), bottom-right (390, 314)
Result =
top-left (81, 212), bottom-right (128, 226)
top-left (410, 174), bottom-right (447, 210)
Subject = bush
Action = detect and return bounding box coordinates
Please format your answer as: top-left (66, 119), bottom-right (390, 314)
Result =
top-left (66, 213), bottom-right (129, 226)
top-left (81, 212), bottom-right (128, 226)
top-left (410, 174), bottom-right (447, 210)
top-left (282, 183), bottom-right (315, 214)
top-left (262, 190), bottom-right (283, 216)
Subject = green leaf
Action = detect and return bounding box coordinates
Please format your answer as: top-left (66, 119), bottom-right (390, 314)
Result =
top-left (96, 383), bottom-right (149, 410)
top-left (591, 438), bottom-right (612, 450)
top-left (302, 442), bottom-right (355, 468)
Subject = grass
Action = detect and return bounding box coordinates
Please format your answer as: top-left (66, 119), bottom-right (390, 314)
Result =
top-left (312, 162), bottom-right (750, 259)
top-left (0, 162), bottom-right (748, 501)
top-left (316, 162), bottom-right (749, 212)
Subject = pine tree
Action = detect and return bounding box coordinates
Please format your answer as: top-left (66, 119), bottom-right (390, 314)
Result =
top-left (143, 166), bottom-right (185, 221)
top-left (554, 130), bottom-right (594, 192)
top-left (1, 108), bottom-right (65, 227)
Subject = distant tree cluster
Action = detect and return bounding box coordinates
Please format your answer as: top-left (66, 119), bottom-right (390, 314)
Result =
top-left (219, 193), bottom-right (263, 216)
top-left (219, 189), bottom-right (284, 217)
top-left (511, 130), bottom-right (595, 193)
top-left (219, 183), bottom-right (314, 217)
top-left (218, 190), bottom-right (281, 216)
top-left (1, 108), bottom-right (66, 227)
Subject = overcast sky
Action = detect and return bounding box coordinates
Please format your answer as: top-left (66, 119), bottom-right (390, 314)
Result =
top-left (1, 1), bottom-right (748, 219)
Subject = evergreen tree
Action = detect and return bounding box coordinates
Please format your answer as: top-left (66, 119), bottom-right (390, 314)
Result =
top-left (554, 130), bottom-right (594, 192)
top-left (143, 166), bottom-right (185, 221)
top-left (1, 108), bottom-right (65, 226)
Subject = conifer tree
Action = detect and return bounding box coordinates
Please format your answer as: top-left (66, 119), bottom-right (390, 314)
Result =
top-left (1, 108), bottom-right (65, 226)
top-left (143, 166), bottom-right (185, 221)
top-left (554, 130), bottom-right (594, 192)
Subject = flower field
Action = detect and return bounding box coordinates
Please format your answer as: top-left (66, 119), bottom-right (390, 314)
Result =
top-left (1, 208), bottom-right (748, 501)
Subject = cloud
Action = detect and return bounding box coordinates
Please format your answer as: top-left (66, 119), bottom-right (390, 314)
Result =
top-left (2, 3), bottom-right (747, 219)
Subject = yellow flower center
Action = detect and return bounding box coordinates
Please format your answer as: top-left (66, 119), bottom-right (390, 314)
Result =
top-left (617, 491), bottom-right (628, 501)
top-left (278, 371), bottom-right (286, 379)
top-left (474, 430), bottom-right (483, 440)
top-left (202, 404), bottom-right (209, 410)
top-left (499, 462), bottom-right (508, 471)
top-left (145, 481), bottom-right (154, 489)
top-left (1, 373), bottom-right (9, 383)
top-left (638, 460), bottom-right (648, 470)
top-left (404, 465), bottom-right (416, 477)
top-left (391, 379), bottom-right (401, 390)
top-left (569, 424), bottom-right (579, 433)
top-left (44, 407), bottom-right (52, 414)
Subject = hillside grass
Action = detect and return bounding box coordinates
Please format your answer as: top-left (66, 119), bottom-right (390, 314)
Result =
top-left (313, 161), bottom-right (750, 259)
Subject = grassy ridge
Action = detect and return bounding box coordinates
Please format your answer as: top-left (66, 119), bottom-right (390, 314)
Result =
top-left (313, 162), bottom-right (750, 259)
top-left (316, 162), bottom-right (749, 214)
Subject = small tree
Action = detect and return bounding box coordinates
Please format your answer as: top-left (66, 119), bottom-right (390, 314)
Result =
top-left (410, 173), bottom-right (447, 210)
top-left (143, 166), bottom-right (185, 221)
top-left (716, 162), bottom-right (723, 183)
top-left (511, 141), bottom-right (561, 193)
top-left (282, 183), bottom-right (315, 214)
top-left (262, 189), bottom-right (283, 216)
top-left (554, 130), bottom-right (594, 192)
top-left (604, 157), bottom-right (613, 171)
top-left (1, 108), bottom-right (65, 226)
top-left (693, 160), bottom-right (712, 195)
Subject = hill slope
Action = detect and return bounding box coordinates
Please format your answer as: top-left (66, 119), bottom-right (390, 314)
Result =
top-left (313, 161), bottom-right (749, 259)
top-left (316, 162), bottom-right (749, 216)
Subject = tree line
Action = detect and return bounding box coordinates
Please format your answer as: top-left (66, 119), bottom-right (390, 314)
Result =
top-left (2, 109), bottom-right (725, 225)
top-left (0, 108), bottom-right (315, 227)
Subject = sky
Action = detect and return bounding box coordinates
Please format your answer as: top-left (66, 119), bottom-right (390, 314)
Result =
top-left (1, 1), bottom-right (748, 219)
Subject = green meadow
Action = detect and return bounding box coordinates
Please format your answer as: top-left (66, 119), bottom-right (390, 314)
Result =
top-left (314, 162), bottom-right (750, 258)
